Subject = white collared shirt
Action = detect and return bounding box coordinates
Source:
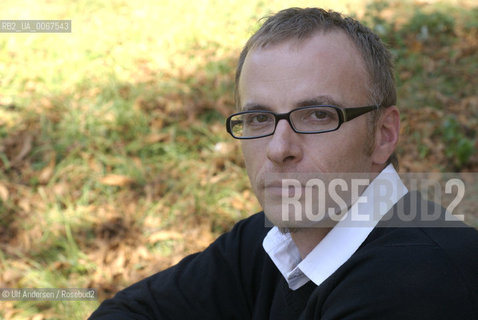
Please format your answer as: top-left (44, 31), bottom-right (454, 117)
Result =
top-left (262, 164), bottom-right (408, 290)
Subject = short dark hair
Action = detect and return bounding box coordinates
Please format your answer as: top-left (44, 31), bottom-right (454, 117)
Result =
top-left (234, 7), bottom-right (398, 169)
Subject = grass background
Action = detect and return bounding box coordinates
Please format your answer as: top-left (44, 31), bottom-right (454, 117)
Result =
top-left (0, 0), bottom-right (477, 318)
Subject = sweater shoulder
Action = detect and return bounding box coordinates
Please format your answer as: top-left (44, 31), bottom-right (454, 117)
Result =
top-left (89, 212), bottom-right (273, 320)
top-left (213, 211), bottom-right (269, 252)
top-left (306, 226), bottom-right (478, 319)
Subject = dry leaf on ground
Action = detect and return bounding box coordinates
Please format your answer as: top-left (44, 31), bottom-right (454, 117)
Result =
top-left (100, 174), bottom-right (134, 186)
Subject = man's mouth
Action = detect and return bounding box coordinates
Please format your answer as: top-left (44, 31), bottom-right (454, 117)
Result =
top-left (264, 181), bottom-right (304, 197)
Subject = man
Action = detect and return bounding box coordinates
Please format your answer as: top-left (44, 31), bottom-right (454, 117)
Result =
top-left (90, 8), bottom-right (478, 319)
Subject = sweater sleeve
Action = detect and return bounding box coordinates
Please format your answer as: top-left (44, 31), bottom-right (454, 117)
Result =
top-left (89, 213), bottom-right (269, 320)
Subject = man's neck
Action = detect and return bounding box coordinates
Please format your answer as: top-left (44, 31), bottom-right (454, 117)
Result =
top-left (290, 227), bottom-right (332, 259)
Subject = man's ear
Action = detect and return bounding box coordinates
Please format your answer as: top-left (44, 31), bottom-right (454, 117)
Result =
top-left (372, 106), bottom-right (400, 165)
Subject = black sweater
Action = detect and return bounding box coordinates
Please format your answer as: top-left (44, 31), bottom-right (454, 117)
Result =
top-left (90, 205), bottom-right (478, 319)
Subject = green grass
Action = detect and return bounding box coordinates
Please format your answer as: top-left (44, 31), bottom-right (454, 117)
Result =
top-left (0, 0), bottom-right (477, 318)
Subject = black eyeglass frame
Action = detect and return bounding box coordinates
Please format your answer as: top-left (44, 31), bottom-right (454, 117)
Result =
top-left (226, 105), bottom-right (379, 139)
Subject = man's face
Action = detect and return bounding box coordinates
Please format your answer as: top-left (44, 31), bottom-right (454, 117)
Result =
top-left (238, 31), bottom-right (378, 224)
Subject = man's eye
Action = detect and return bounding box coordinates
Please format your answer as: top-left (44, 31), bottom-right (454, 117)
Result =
top-left (311, 111), bottom-right (329, 119)
top-left (306, 110), bottom-right (334, 121)
top-left (247, 114), bottom-right (271, 124)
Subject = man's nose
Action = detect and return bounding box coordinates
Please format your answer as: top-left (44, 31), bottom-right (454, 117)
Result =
top-left (266, 119), bottom-right (303, 165)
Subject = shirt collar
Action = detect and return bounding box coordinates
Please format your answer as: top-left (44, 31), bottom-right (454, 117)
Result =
top-left (263, 164), bottom-right (408, 290)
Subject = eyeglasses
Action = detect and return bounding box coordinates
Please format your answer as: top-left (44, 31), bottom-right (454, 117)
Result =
top-left (226, 105), bottom-right (379, 139)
